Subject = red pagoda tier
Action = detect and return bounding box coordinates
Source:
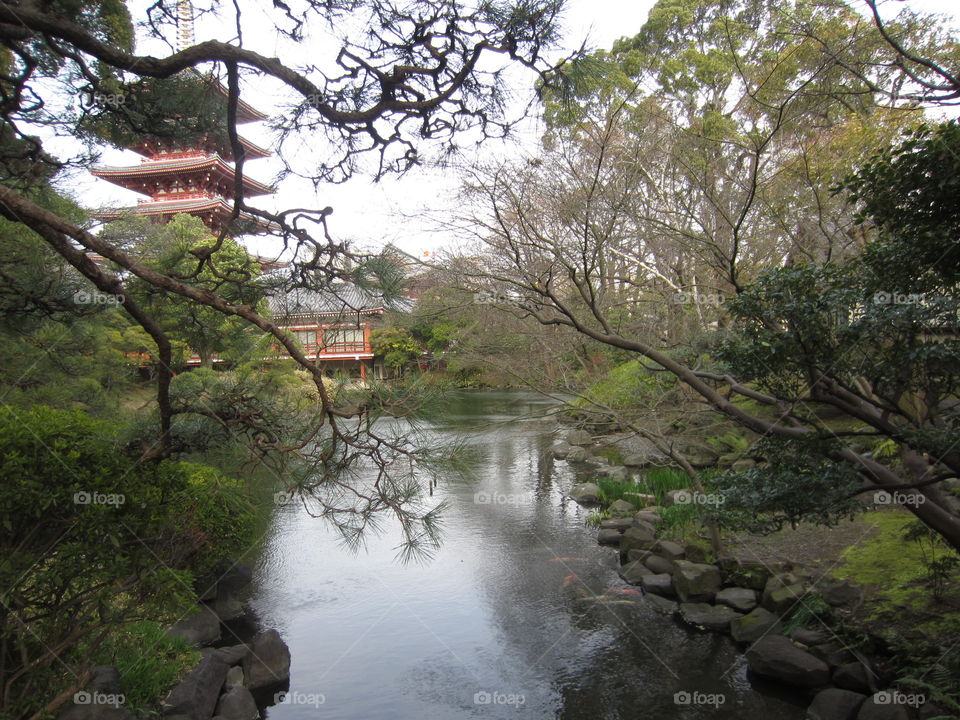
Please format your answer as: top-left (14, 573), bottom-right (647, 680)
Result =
top-left (91, 76), bottom-right (273, 235)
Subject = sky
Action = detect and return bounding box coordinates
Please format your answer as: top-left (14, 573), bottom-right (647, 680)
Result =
top-left (63, 0), bottom-right (960, 259)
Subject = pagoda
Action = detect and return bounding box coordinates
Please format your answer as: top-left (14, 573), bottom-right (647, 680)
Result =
top-left (91, 0), bottom-right (273, 234)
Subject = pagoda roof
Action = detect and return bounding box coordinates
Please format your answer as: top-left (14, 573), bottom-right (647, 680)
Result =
top-left (131, 134), bottom-right (271, 161)
top-left (92, 154), bottom-right (273, 197)
top-left (93, 196), bottom-right (274, 233)
top-left (212, 79), bottom-right (268, 123)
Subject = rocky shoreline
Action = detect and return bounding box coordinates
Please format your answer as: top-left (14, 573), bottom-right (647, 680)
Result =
top-left (59, 562), bottom-right (291, 720)
top-left (557, 428), bottom-right (951, 720)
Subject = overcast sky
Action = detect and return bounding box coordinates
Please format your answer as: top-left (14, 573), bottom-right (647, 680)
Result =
top-left (65, 0), bottom-right (960, 259)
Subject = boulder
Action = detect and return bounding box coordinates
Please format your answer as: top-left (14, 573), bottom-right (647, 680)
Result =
top-left (720, 559), bottom-right (773, 591)
top-left (643, 555), bottom-right (674, 575)
top-left (809, 642), bottom-right (854, 669)
top-left (243, 629), bottom-right (291, 690)
top-left (791, 628), bottom-right (830, 647)
top-left (599, 517), bottom-right (633, 532)
top-left (833, 663), bottom-right (875, 694)
top-left (818, 579), bottom-right (863, 609)
top-left (163, 655), bottom-right (230, 720)
top-left (715, 587), bottom-right (758, 613)
top-left (206, 596), bottom-right (244, 622)
top-left (730, 607), bottom-right (784, 643)
top-left (679, 603), bottom-right (742, 632)
top-left (762, 575), bottom-right (806, 615)
top-left (618, 560), bottom-right (654, 585)
top-left (566, 429), bottom-right (593, 446)
top-left (856, 693), bottom-right (913, 720)
top-left (215, 562), bottom-right (253, 598)
top-left (585, 455), bottom-right (609, 466)
top-left (683, 544), bottom-right (709, 563)
top-left (208, 645), bottom-right (250, 667)
top-left (652, 540), bottom-right (685, 561)
top-left (166, 605), bottom-right (221, 647)
top-left (623, 454), bottom-right (652, 468)
top-left (57, 667), bottom-right (131, 720)
top-left (214, 686), bottom-right (259, 720)
top-left (672, 560), bottom-right (722, 603)
top-left (641, 573), bottom-right (676, 598)
top-left (551, 442), bottom-right (573, 459)
top-left (606, 499), bottom-right (636, 517)
top-left (598, 466), bottom-right (630, 483)
top-left (806, 688), bottom-right (867, 720)
top-left (566, 446), bottom-right (591, 463)
top-left (746, 635), bottom-right (831, 688)
top-left (633, 511), bottom-right (661, 527)
top-left (224, 666), bottom-right (245, 689)
top-left (731, 458), bottom-right (756, 471)
top-left (597, 528), bottom-right (622, 546)
top-left (570, 482), bottom-right (602, 504)
top-left (619, 525), bottom-right (657, 556)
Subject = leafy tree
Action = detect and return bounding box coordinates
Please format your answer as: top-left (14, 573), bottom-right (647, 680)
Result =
top-left (370, 326), bottom-right (421, 369)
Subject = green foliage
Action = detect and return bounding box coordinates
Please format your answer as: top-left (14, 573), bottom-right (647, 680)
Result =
top-left (639, 467), bottom-right (689, 505)
top-left (782, 595), bottom-right (832, 635)
top-left (707, 437), bottom-right (863, 533)
top-left (706, 431), bottom-right (750, 464)
top-left (576, 359), bottom-right (674, 411)
top-left (370, 326), bottom-right (422, 368)
top-left (902, 520), bottom-right (960, 601)
top-left (596, 478), bottom-right (642, 508)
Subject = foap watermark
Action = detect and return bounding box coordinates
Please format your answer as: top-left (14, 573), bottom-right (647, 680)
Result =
top-left (273, 491), bottom-right (296, 506)
top-left (473, 290), bottom-right (521, 306)
top-left (74, 491), bottom-right (125, 507)
top-left (274, 690), bottom-right (325, 708)
top-left (674, 490), bottom-right (725, 507)
top-left (873, 291), bottom-right (922, 306)
top-left (73, 289), bottom-right (124, 306)
top-left (875, 690), bottom-right (925, 708)
top-left (874, 491), bottom-right (926, 507)
top-left (474, 491), bottom-right (533, 506)
top-left (73, 690), bottom-right (125, 707)
top-left (79, 90), bottom-right (127, 110)
top-left (473, 690), bottom-right (525, 707)
top-left (673, 690), bottom-right (726, 708)
top-left (672, 292), bottom-right (724, 307)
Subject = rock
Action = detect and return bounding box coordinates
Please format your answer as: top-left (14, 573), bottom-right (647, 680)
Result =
top-left (214, 686), bottom-right (259, 720)
top-left (715, 587), bottom-right (758, 613)
top-left (652, 540), bottom-right (685, 561)
top-left (599, 517), bottom-right (633, 532)
top-left (645, 593), bottom-right (678, 613)
top-left (746, 635), bottom-right (831, 688)
top-left (806, 688), bottom-right (867, 720)
top-left (618, 560), bottom-right (654, 585)
top-left (566, 446), bottom-right (591, 462)
top-left (818, 579), bottom-right (863, 609)
top-left (919, 700), bottom-right (952, 719)
top-left (597, 528), bottom-right (622, 546)
top-left (216, 562), bottom-right (253, 598)
top-left (809, 642), bottom-right (854, 669)
top-left (566, 429), bottom-right (593, 446)
top-left (598, 466), bottom-right (630, 483)
top-left (624, 492), bottom-right (657, 506)
top-left (224, 666), bottom-right (245, 689)
top-left (632, 519), bottom-right (657, 536)
top-left (570, 482), bottom-right (602, 504)
top-left (664, 489), bottom-right (693, 507)
top-left (791, 628), bottom-right (830, 647)
top-left (623, 454), bottom-right (652, 468)
top-left (57, 668), bottom-right (131, 720)
top-left (683, 544), bottom-right (709, 563)
top-left (641, 573), bottom-right (676, 598)
top-left (732, 458), bottom-right (756, 471)
top-left (89, 666), bottom-right (122, 694)
top-left (682, 446), bottom-right (719, 468)
top-left (551, 442), bottom-right (573, 459)
top-left (643, 555), bottom-right (674, 574)
top-left (762, 575), bottom-right (806, 615)
top-left (720, 559), bottom-right (773, 591)
top-left (619, 525), bottom-right (657, 556)
top-left (209, 645), bottom-right (250, 666)
top-left (166, 605), bottom-right (221, 647)
top-left (633, 511), bottom-right (661, 527)
top-left (730, 607), bottom-right (784, 644)
top-left (833, 663), bottom-right (875, 694)
top-left (243, 629), bottom-right (291, 690)
top-left (679, 603), bottom-right (742, 632)
top-left (606, 499), bottom-right (636, 517)
top-left (856, 693), bottom-right (913, 720)
top-left (163, 655), bottom-right (230, 720)
top-left (672, 560), bottom-right (722, 603)
top-left (206, 596), bottom-right (244, 622)
top-left (585, 455), bottom-right (609, 466)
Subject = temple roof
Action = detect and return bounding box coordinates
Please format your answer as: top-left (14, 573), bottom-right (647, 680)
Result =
top-left (268, 283), bottom-right (412, 320)
top-left (93, 196), bottom-right (274, 233)
top-left (131, 134), bottom-right (271, 161)
top-left (92, 154), bottom-right (273, 197)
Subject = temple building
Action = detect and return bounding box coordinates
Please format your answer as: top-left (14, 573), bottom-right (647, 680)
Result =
top-left (90, 0), bottom-right (391, 378)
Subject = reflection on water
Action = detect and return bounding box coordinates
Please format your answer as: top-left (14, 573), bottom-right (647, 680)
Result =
top-left (249, 391), bottom-right (807, 719)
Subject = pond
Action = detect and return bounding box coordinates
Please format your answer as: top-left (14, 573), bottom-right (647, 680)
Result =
top-left (248, 391), bottom-right (807, 719)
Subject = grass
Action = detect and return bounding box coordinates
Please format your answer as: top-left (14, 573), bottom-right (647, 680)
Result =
top-left (596, 477), bottom-right (643, 508)
top-left (93, 620), bottom-right (201, 713)
top-left (639, 467), bottom-right (689, 505)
